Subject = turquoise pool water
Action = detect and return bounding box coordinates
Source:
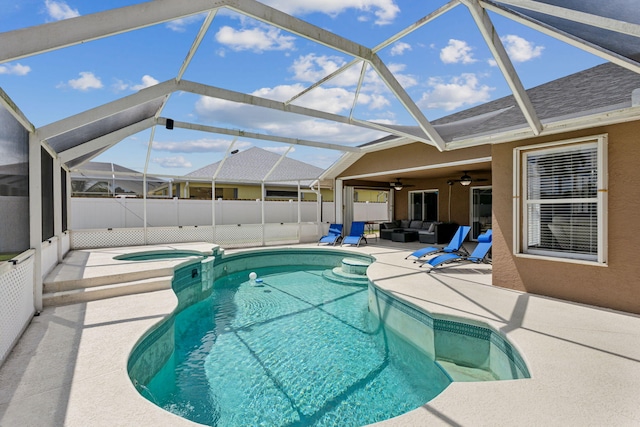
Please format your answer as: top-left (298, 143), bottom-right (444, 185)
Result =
top-left (114, 250), bottom-right (206, 261)
top-left (143, 265), bottom-right (452, 426)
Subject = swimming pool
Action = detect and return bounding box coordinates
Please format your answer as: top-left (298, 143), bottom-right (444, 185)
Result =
top-left (128, 248), bottom-right (529, 426)
top-left (114, 249), bottom-right (207, 261)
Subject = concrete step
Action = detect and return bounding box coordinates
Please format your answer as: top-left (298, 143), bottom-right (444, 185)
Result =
top-left (43, 266), bottom-right (176, 293)
top-left (322, 267), bottom-right (369, 285)
top-left (42, 276), bottom-right (173, 307)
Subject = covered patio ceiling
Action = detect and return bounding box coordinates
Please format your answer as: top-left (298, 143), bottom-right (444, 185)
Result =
top-left (1, 0), bottom-right (640, 183)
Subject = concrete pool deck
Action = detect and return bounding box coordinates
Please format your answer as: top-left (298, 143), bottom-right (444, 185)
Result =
top-left (1, 241), bottom-right (639, 426)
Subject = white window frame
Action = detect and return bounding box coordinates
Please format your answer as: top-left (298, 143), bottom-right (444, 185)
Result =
top-left (513, 134), bottom-right (607, 265)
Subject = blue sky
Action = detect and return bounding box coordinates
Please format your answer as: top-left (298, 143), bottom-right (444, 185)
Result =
top-left (1, 0), bottom-right (604, 176)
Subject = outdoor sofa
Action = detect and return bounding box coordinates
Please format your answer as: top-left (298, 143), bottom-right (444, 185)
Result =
top-left (379, 220), bottom-right (459, 244)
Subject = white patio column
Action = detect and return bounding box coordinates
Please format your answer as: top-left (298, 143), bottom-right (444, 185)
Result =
top-left (28, 134), bottom-right (43, 311)
top-left (335, 179), bottom-right (344, 224)
top-left (53, 157), bottom-right (62, 262)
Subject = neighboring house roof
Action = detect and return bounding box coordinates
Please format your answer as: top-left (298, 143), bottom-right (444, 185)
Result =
top-left (71, 161), bottom-right (165, 194)
top-left (184, 147), bottom-right (324, 186)
top-left (362, 62), bottom-right (640, 147)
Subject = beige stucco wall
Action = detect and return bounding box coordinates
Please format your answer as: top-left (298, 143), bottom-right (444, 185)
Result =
top-left (341, 142), bottom-right (491, 177)
top-left (340, 143), bottom-right (491, 224)
top-left (338, 125), bottom-right (640, 314)
top-left (492, 121), bottom-right (640, 314)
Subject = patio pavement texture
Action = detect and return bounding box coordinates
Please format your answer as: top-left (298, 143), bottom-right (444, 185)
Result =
top-left (1, 239), bottom-right (639, 426)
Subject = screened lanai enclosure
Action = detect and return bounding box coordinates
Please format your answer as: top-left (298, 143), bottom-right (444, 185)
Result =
top-left (2, 0), bottom-right (640, 363)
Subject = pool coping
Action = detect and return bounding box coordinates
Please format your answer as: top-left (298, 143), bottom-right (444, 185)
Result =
top-left (1, 242), bottom-right (639, 426)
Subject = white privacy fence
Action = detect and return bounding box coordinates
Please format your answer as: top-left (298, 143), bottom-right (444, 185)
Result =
top-left (71, 198), bottom-right (332, 228)
top-left (69, 198), bottom-right (389, 249)
top-left (71, 198), bottom-right (389, 229)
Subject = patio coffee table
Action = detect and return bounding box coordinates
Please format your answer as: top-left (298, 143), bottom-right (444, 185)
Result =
top-left (391, 230), bottom-right (418, 242)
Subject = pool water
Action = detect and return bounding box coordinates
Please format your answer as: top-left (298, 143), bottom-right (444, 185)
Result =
top-left (144, 265), bottom-right (452, 426)
top-left (114, 250), bottom-right (206, 261)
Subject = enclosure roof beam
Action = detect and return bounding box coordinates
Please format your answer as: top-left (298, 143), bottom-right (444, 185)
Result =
top-left (462, 0), bottom-right (542, 135)
top-left (493, 0), bottom-right (640, 38)
top-left (57, 118), bottom-right (156, 164)
top-left (36, 80), bottom-right (175, 142)
top-left (0, 0), bottom-right (226, 63)
top-left (160, 118), bottom-right (360, 152)
top-left (481, 1), bottom-right (640, 74)
top-left (369, 54), bottom-right (446, 150)
top-left (176, 80), bottom-right (434, 144)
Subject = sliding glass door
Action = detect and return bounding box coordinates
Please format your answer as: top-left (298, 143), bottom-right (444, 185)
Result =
top-left (410, 190), bottom-right (438, 221)
top-left (470, 186), bottom-right (492, 240)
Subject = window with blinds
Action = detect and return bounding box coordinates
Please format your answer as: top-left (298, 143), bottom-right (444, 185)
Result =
top-left (515, 136), bottom-right (607, 263)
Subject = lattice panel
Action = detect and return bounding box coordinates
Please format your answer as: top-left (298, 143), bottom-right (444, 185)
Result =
top-left (214, 224), bottom-right (263, 248)
top-left (71, 228), bottom-right (145, 249)
top-left (146, 226), bottom-right (214, 244)
top-left (0, 258), bottom-right (35, 364)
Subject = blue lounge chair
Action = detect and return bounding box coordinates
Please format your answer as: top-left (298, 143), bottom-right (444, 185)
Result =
top-left (341, 221), bottom-right (367, 247)
top-left (405, 225), bottom-right (472, 263)
top-left (318, 223), bottom-right (343, 245)
top-left (424, 230), bottom-right (492, 273)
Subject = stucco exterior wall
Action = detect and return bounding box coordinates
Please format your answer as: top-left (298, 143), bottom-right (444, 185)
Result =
top-left (341, 142), bottom-right (491, 177)
top-left (492, 121), bottom-right (640, 314)
top-left (340, 143), bottom-right (491, 224)
top-left (389, 177), bottom-right (483, 225)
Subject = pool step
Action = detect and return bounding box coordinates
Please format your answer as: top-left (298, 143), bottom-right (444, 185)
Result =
top-left (42, 275), bottom-right (173, 307)
top-left (43, 266), bottom-right (176, 293)
top-left (436, 360), bottom-right (499, 382)
top-left (322, 257), bottom-right (371, 285)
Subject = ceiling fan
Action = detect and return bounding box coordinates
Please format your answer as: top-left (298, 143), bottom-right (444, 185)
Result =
top-left (447, 171), bottom-right (488, 186)
top-left (390, 178), bottom-right (414, 191)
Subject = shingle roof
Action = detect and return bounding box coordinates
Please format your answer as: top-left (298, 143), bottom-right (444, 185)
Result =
top-left (363, 62), bottom-right (640, 146)
top-left (185, 147), bottom-right (324, 185)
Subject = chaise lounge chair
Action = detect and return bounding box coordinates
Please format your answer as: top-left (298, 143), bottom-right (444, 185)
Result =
top-left (405, 225), bottom-right (472, 263)
top-left (424, 230), bottom-right (492, 273)
top-left (341, 221), bottom-right (367, 247)
top-left (318, 223), bottom-right (343, 245)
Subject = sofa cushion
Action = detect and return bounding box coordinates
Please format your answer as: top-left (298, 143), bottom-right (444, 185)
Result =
top-left (400, 220), bottom-right (411, 228)
top-left (408, 220), bottom-right (423, 230)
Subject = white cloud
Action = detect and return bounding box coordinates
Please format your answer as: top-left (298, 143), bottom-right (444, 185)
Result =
top-left (152, 138), bottom-right (251, 153)
top-left (440, 39), bottom-right (476, 64)
top-left (262, 0), bottom-right (400, 25)
top-left (112, 75), bottom-right (159, 92)
top-left (66, 72), bottom-right (103, 91)
top-left (290, 54), bottom-right (347, 84)
top-left (0, 63), bottom-right (31, 76)
top-left (418, 73), bottom-right (493, 111)
top-left (387, 63), bottom-right (417, 88)
top-left (215, 25), bottom-right (295, 52)
top-left (45, 0), bottom-right (79, 20)
top-left (487, 59), bottom-right (497, 67)
top-left (166, 14), bottom-right (206, 32)
top-left (390, 42), bottom-right (411, 56)
top-left (501, 34), bottom-right (544, 62)
top-left (152, 156), bottom-right (192, 168)
top-left (131, 75), bottom-right (159, 91)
